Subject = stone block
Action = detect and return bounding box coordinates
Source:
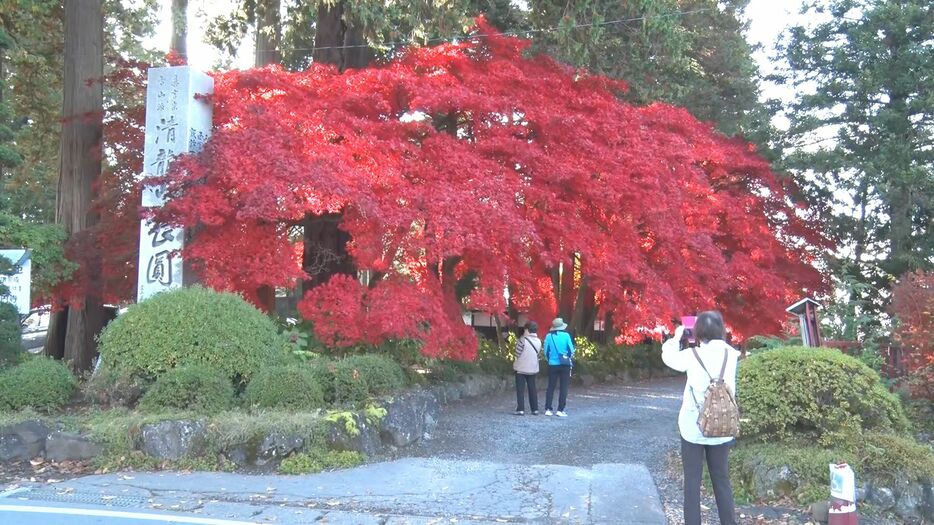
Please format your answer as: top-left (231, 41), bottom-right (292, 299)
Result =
top-left (139, 420), bottom-right (206, 461)
top-left (45, 431), bottom-right (101, 462)
top-left (380, 389), bottom-right (440, 448)
top-left (0, 420), bottom-right (50, 461)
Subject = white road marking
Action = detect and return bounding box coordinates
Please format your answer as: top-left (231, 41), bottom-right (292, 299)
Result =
top-left (0, 504), bottom-right (261, 524)
top-left (0, 487), bottom-right (31, 498)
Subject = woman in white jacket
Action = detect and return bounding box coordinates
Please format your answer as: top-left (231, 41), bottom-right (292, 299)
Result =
top-left (662, 311), bottom-right (739, 525)
top-left (513, 322), bottom-right (542, 415)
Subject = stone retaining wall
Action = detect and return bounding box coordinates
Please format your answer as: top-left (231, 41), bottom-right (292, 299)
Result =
top-left (0, 374), bottom-right (514, 470)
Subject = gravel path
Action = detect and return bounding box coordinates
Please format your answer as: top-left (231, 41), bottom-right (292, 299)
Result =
top-left (406, 377), bottom-right (824, 525)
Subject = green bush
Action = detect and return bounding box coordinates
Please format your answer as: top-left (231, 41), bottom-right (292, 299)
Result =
top-left (0, 357), bottom-right (76, 412)
top-left (245, 365), bottom-right (326, 410)
top-left (860, 431), bottom-right (934, 485)
top-left (278, 449), bottom-right (363, 474)
top-left (0, 302), bottom-right (22, 369)
top-left (307, 359), bottom-right (337, 403)
top-left (138, 365), bottom-right (235, 413)
top-left (432, 359), bottom-right (482, 382)
top-left (97, 286), bottom-right (288, 385)
top-left (333, 360), bottom-right (371, 406)
top-left (84, 367), bottom-right (150, 408)
top-left (332, 354), bottom-right (406, 406)
top-left (738, 346), bottom-right (909, 444)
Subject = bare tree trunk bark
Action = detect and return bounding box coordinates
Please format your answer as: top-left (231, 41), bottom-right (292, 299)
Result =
top-left (558, 257), bottom-right (575, 322)
top-left (253, 0), bottom-right (282, 313)
top-left (254, 0), bottom-right (281, 67)
top-left (46, 0), bottom-right (105, 372)
top-left (170, 0), bottom-right (188, 58)
top-left (300, 2), bottom-right (370, 291)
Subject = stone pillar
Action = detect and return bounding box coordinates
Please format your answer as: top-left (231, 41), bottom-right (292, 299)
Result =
top-left (137, 66), bottom-right (212, 302)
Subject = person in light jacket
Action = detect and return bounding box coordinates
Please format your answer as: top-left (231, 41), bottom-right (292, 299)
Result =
top-left (513, 322), bottom-right (542, 415)
top-left (543, 317), bottom-right (575, 417)
top-left (662, 311), bottom-right (739, 525)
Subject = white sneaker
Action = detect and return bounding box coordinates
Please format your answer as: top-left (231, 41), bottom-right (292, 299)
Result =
top-left (544, 410), bottom-right (553, 416)
top-left (556, 411), bottom-right (568, 417)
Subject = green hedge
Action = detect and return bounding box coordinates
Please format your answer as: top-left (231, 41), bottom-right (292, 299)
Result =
top-left (138, 365), bottom-right (235, 413)
top-left (738, 346), bottom-right (909, 444)
top-left (97, 287), bottom-right (288, 385)
top-left (245, 365), bottom-right (327, 410)
top-left (0, 357), bottom-right (76, 412)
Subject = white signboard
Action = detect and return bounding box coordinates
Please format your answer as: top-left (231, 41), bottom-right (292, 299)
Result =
top-left (0, 249), bottom-right (31, 314)
top-left (137, 66), bottom-right (213, 302)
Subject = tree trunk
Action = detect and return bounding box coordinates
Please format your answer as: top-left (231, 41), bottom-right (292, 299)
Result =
top-left (558, 257), bottom-right (575, 322)
top-left (312, 2), bottom-right (370, 71)
top-left (170, 0), bottom-right (187, 57)
top-left (254, 0), bottom-right (281, 67)
top-left (300, 2), bottom-right (369, 291)
top-left (46, 0), bottom-right (105, 372)
top-left (253, 0), bottom-right (282, 312)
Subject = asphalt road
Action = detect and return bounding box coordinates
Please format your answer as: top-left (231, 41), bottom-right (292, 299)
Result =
top-left (408, 376), bottom-right (685, 472)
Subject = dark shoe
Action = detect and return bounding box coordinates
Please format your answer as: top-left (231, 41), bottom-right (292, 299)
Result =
top-left (514, 410), bottom-right (525, 416)
top-left (531, 410), bottom-right (540, 415)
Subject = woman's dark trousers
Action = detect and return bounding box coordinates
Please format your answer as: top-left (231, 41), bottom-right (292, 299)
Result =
top-left (514, 373), bottom-right (538, 412)
top-left (681, 438), bottom-right (737, 525)
top-left (544, 365), bottom-right (571, 411)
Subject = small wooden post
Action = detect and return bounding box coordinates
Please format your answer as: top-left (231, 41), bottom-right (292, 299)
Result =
top-left (786, 298), bottom-right (822, 347)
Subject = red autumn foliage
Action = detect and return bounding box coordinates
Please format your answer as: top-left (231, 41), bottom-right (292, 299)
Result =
top-left (890, 270), bottom-right (934, 398)
top-left (54, 58), bottom-right (147, 309)
top-left (138, 21), bottom-right (828, 359)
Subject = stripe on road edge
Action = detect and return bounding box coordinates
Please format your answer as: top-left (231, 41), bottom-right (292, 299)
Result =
top-left (0, 504), bottom-right (262, 524)
top-left (0, 487), bottom-right (31, 498)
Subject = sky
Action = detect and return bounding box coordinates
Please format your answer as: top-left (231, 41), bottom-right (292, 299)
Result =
top-left (148, 0), bottom-right (808, 103)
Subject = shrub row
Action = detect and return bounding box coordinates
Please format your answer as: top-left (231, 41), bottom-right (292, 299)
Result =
top-left (246, 354), bottom-right (407, 410)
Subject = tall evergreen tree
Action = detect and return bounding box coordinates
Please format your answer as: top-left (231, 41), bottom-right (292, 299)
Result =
top-left (774, 0), bottom-right (934, 333)
top-left (45, 0), bottom-right (106, 370)
top-left (522, 0), bottom-right (768, 138)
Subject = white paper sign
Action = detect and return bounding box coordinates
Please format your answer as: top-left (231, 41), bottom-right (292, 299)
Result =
top-left (137, 66), bottom-right (213, 302)
top-left (0, 249), bottom-right (31, 314)
top-left (830, 463), bottom-right (856, 502)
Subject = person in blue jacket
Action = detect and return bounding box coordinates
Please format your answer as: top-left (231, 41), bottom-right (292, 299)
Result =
top-left (542, 317), bottom-right (575, 417)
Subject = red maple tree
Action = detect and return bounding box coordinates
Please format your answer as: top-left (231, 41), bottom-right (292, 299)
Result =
top-left (54, 58), bottom-right (147, 309)
top-left (145, 21), bottom-right (827, 359)
top-left (890, 271), bottom-right (934, 398)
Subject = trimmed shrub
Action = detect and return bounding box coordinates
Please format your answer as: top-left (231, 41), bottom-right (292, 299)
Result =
top-left (0, 357), bottom-right (76, 412)
top-left (738, 346), bottom-right (909, 444)
top-left (97, 286), bottom-right (288, 385)
top-left (245, 365), bottom-right (326, 410)
top-left (342, 354), bottom-right (406, 394)
top-left (860, 431), bottom-right (934, 485)
top-left (333, 354), bottom-right (406, 405)
top-left (332, 360), bottom-right (371, 406)
top-left (138, 365), bottom-right (235, 413)
top-left (84, 367), bottom-right (150, 408)
top-left (307, 359), bottom-right (337, 403)
top-left (0, 302), bottom-right (22, 369)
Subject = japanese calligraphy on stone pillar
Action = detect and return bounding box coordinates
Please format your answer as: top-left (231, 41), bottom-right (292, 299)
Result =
top-left (138, 66), bottom-right (213, 302)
